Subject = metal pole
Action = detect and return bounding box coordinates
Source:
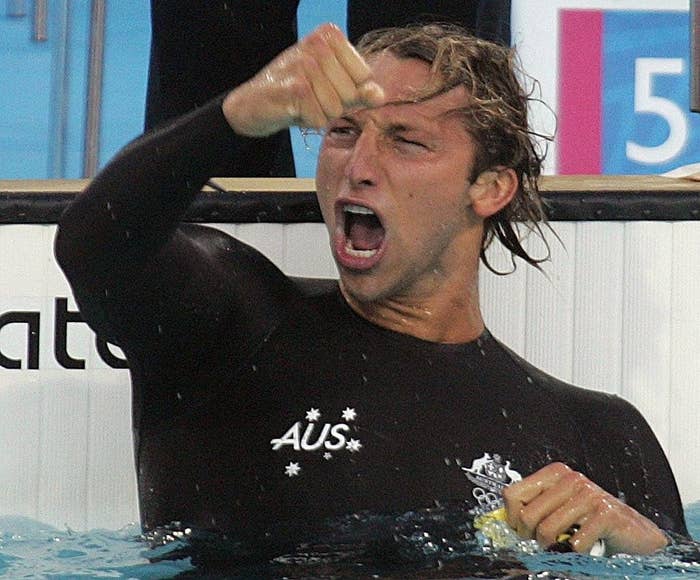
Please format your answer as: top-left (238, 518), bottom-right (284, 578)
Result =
top-left (692, 0), bottom-right (700, 112)
top-left (83, 0), bottom-right (106, 178)
top-left (49, 1), bottom-right (70, 177)
top-left (33, 0), bottom-right (47, 41)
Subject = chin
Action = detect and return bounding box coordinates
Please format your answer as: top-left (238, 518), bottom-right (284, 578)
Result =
top-left (338, 274), bottom-right (390, 306)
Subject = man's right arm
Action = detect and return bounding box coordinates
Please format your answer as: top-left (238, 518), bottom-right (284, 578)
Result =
top-left (55, 24), bottom-right (383, 358)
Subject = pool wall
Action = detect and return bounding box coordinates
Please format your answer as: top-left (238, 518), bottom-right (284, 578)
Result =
top-left (0, 176), bottom-right (698, 531)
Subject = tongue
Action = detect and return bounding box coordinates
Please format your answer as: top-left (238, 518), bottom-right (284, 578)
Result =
top-left (348, 215), bottom-right (385, 251)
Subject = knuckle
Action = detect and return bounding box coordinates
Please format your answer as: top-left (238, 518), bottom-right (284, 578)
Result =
top-left (316, 22), bottom-right (342, 42)
top-left (502, 486), bottom-right (513, 501)
top-left (299, 51), bottom-right (320, 73)
top-left (305, 32), bottom-right (331, 56)
top-left (502, 484), bottom-right (518, 504)
top-left (550, 461), bottom-right (572, 475)
top-left (519, 510), bottom-right (539, 533)
top-left (536, 520), bottom-right (557, 544)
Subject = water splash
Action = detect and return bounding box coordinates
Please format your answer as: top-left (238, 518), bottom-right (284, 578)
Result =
top-left (0, 503), bottom-right (697, 578)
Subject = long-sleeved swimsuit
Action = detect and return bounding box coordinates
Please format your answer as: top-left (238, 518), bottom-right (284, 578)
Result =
top-left (55, 97), bottom-right (688, 575)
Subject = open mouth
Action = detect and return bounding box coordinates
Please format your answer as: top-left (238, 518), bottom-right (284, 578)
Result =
top-left (343, 204), bottom-right (386, 257)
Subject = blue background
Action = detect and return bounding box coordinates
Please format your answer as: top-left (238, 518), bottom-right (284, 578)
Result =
top-left (603, 10), bottom-right (700, 174)
top-left (0, 0), bottom-right (348, 180)
top-left (4, 4), bottom-right (699, 178)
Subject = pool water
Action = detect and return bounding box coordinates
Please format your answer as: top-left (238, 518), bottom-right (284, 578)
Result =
top-left (1, 503), bottom-right (698, 578)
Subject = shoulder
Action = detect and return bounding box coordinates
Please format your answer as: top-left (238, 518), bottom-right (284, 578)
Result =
top-left (177, 223), bottom-right (289, 281)
top-left (492, 336), bottom-right (643, 424)
top-left (490, 334), bottom-right (688, 535)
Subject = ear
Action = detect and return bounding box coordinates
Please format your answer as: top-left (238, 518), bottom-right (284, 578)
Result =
top-left (468, 168), bottom-right (519, 219)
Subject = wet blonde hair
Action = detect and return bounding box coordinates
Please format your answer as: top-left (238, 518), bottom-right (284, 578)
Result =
top-left (357, 23), bottom-right (551, 272)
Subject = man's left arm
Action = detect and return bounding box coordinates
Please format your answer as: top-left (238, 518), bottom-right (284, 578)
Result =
top-left (502, 388), bottom-right (692, 556)
top-left (502, 461), bottom-right (669, 555)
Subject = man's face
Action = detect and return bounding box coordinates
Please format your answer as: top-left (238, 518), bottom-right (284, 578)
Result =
top-left (315, 52), bottom-right (482, 305)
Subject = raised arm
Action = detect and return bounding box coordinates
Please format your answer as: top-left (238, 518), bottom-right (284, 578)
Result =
top-left (55, 24), bottom-right (384, 356)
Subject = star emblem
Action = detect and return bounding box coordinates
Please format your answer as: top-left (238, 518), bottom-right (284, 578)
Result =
top-left (285, 462), bottom-right (301, 477)
top-left (346, 438), bottom-right (363, 453)
top-left (306, 408), bottom-right (321, 422)
top-left (341, 407), bottom-right (357, 421)
top-left (323, 452), bottom-right (333, 460)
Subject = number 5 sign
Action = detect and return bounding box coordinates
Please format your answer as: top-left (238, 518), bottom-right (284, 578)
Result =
top-left (558, 9), bottom-right (700, 174)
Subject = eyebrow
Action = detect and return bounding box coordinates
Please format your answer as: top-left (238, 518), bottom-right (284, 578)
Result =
top-left (338, 113), bottom-right (430, 135)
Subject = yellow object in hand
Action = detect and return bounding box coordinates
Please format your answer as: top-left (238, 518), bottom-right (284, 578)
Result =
top-left (473, 506), bottom-right (508, 530)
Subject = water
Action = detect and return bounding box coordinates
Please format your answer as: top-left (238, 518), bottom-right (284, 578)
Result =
top-left (0, 504), bottom-right (698, 579)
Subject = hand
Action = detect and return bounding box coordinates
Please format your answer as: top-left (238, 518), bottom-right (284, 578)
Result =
top-left (222, 23), bottom-right (385, 137)
top-left (502, 462), bottom-right (668, 555)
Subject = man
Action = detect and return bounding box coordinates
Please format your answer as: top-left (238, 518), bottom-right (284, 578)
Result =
top-left (55, 23), bottom-right (687, 575)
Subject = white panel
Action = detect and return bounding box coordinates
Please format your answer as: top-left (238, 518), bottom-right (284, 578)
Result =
top-left (523, 223), bottom-right (577, 382)
top-left (2, 216), bottom-right (700, 535)
top-left (621, 222), bottom-right (673, 451)
top-left (227, 223), bottom-right (285, 270)
top-left (37, 372), bottom-right (90, 530)
top-left (45, 225), bottom-right (74, 298)
top-left (668, 222), bottom-right (700, 505)
top-left (572, 222), bottom-right (625, 393)
top-left (86, 369), bottom-right (139, 529)
top-left (0, 225), bottom-right (51, 297)
top-left (480, 240), bottom-right (529, 354)
top-left (283, 223), bottom-right (337, 277)
top-left (0, 379), bottom-right (41, 519)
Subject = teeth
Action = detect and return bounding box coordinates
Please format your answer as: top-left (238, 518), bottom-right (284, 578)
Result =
top-left (344, 204), bottom-right (375, 215)
top-left (345, 240), bottom-right (377, 258)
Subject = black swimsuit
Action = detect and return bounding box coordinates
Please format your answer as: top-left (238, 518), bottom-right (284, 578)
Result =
top-left (55, 97), bottom-right (688, 574)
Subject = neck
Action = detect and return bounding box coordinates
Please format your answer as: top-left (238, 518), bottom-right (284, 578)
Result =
top-left (340, 276), bottom-right (485, 344)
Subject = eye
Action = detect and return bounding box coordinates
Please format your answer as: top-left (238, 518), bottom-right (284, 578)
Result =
top-left (324, 123), bottom-right (359, 148)
top-left (328, 125), bottom-right (357, 138)
top-left (394, 136), bottom-right (427, 151)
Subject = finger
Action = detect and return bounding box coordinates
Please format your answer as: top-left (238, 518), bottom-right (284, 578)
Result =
top-left (319, 23), bottom-right (373, 86)
top-left (305, 35), bottom-right (360, 106)
top-left (358, 80), bottom-right (386, 107)
top-left (303, 54), bottom-right (345, 121)
top-left (503, 463), bottom-right (571, 529)
top-left (568, 515), bottom-right (607, 555)
top-left (518, 478), bottom-right (584, 541)
top-left (304, 24), bottom-right (384, 112)
top-left (527, 469), bottom-right (601, 545)
top-left (537, 491), bottom-right (597, 548)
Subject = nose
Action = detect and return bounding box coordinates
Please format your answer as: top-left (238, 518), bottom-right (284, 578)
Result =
top-left (344, 128), bottom-right (380, 189)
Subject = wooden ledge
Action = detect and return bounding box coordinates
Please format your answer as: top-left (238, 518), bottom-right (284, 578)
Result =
top-left (0, 176), bottom-right (698, 223)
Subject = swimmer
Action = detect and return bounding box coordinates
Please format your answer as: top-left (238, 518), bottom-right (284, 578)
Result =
top-left (55, 22), bottom-right (690, 573)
